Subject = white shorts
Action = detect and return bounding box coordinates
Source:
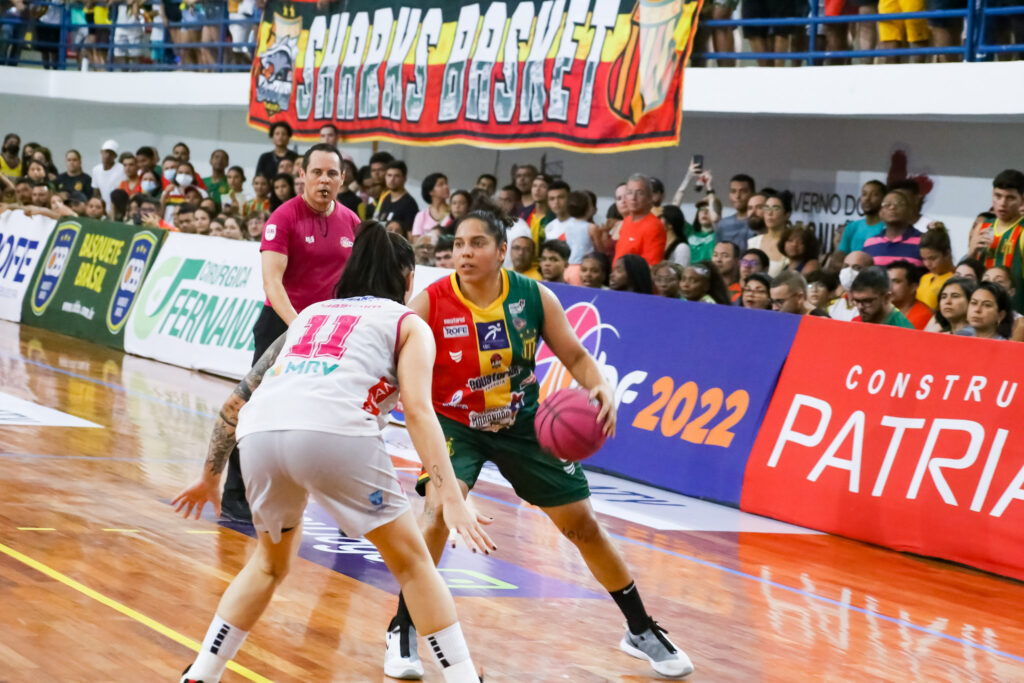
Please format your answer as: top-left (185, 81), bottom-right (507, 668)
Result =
top-left (113, 26), bottom-right (145, 58)
top-left (239, 430), bottom-right (410, 543)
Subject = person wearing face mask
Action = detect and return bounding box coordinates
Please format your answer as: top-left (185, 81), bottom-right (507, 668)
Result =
top-left (160, 161), bottom-right (206, 223)
top-left (829, 250), bottom-right (874, 321)
top-left (161, 156), bottom-right (179, 189)
top-left (140, 170), bottom-right (161, 197)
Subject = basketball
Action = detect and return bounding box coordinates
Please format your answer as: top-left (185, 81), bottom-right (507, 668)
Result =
top-left (535, 388), bottom-right (607, 462)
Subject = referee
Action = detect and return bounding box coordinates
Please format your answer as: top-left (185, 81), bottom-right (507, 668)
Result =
top-left (221, 142), bottom-right (361, 522)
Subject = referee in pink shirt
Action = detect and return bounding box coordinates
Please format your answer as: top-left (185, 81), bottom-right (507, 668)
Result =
top-left (221, 142), bottom-right (361, 523)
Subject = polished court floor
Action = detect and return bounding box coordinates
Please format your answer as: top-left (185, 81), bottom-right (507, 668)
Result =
top-left (1, 319), bottom-right (1023, 682)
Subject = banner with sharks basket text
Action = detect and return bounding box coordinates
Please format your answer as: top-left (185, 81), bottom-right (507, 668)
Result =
top-left (248, 0), bottom-right (703, 152)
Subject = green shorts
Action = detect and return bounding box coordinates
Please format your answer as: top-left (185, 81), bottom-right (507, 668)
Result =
top-left (415, 414), bottom-right (591, 508)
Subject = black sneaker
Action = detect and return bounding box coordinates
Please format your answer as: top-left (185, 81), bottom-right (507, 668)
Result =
top-left (219, 498), bottom-right (252, 524)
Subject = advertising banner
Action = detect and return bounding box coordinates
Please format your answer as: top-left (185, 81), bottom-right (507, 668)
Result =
top-left (248, 0), bottom-right (703, 152)
top-left (0, 210), bottom-right (56, 322)
top-left (21, 218), bottom-right (164, 350)
top-left (538, 284), bottom-right (799, 505)
top-left (741, 316), bottom-right (1024, 582)
top-left (124, 234), bottom-right (265, 379)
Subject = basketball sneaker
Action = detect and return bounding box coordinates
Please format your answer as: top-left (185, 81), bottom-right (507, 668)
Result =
top-left (619, 619), bottom-right (694, 678)
top-left (180, 664), bottom-right (205, 683)
top-left (384, 618), bottom-right (423, 680)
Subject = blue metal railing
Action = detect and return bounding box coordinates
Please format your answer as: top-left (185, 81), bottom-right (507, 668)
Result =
top-left (0, 1), bottom-right (260, 72)
top-left (692, 2), bottom-right (1023, 64)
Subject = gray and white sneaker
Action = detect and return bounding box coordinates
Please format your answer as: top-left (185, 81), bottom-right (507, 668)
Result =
top-left (620, 620), bottom-right (694, 678)
top-left (384, 618), bottom-right (423, 680)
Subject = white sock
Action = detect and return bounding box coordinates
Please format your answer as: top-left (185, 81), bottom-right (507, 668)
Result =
top-left (187, 614), bottom-right (249, 682)
top-left (424, 622), bottom-right (476, 682)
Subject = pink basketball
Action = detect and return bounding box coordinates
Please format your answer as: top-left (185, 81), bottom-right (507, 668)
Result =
top-left (535, 388), bottom-right (608, 462)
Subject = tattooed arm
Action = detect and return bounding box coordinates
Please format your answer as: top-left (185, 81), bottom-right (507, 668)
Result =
top-left (172, 333), bottom-right (288, 519)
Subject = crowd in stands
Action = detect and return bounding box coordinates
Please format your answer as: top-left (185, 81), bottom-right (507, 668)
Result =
top-left (3, 124), bottom-right (1024, 343)
top-left (2, 2), bottom-right (1021, 71)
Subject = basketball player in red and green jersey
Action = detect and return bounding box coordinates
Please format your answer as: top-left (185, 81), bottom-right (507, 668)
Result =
top-left (384, 210), bottom-right (693, 680)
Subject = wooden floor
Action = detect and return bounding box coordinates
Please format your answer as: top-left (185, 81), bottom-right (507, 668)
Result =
top-left (1, 318), bottom-right (1023, 682)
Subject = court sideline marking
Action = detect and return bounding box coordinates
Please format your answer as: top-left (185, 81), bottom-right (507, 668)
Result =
top-left (9, 350), bottom-right (1024, 666)
top-left (0, 541), bottom-right (272, 682)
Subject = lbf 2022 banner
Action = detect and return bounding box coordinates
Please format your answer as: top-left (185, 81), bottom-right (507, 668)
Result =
top-left (249, 0), bottom-right (703, 152)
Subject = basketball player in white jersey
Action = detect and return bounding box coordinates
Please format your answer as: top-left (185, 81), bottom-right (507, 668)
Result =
top-left (172, 222), bottom-right (494, 683)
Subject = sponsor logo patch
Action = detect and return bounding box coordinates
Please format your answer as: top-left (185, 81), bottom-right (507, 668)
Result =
top-left (509, 298), bottom-right (526, 315)
top-left (476, 320), bottom-right (510, 351)
top-left (443, 324), bottom-right (469, 338)
top-left (265, 223), bottom-right (277, 240)
top-left (340, 236), bottom-right (353, 248)
top-left (449, 350), bottom-right (463, 363)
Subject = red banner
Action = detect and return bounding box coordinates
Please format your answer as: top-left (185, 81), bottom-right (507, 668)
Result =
top-left (248, 0), bottom-right (703, 152)
top-left (741, 316), bottom-right (1024, 582)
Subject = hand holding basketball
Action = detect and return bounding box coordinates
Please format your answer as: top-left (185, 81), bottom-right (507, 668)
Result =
top-left (536, 387), bottom-right (613, 462)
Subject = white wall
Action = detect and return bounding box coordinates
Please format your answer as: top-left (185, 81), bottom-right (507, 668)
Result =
top-left (4, 63), bottom-right (1024, 256)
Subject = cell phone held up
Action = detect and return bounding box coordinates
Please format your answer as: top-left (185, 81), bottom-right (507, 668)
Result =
top-left (693, 154), bottom-right (704, 193)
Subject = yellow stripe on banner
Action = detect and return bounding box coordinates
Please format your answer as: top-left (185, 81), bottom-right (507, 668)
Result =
top-left (0, 542), bottom-right (273, 683)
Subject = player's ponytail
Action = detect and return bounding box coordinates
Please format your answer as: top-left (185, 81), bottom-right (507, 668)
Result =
top-left (335, 220), bottom-right (415, 304)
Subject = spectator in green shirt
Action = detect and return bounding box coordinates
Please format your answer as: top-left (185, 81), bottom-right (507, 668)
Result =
top-left (687, 197), bottom-right (717, 262)
top-left (850, 266), bottom-right (915, 328)
top-left (203, 149), bottom-right (230, 204)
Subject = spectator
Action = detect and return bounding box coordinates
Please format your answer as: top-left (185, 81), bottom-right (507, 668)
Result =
top-left (741, 272), bottom-right (773, 310)
top-left (591, 181), bottom-right (628, 256)
top-left (693, 1), bottom-right (737, 67)
top-left (807, 271), bottom-right (839, 310)
top-left (25, 159), bottom-right (51, 189)
top-left (336, 159), bottom-right (365, 219)
top-left (33, 0), bottom-right (62, 69)
top-left (837, 180), bottom-right (886, 255)
top-left (886, 260), bottom-right (933, 329)
top-left (365, 151), bottom-right (394, 205)
top-left (513, 164), bottom-right (538, 217)
top-left (681, 260), bottom-right (731, 304)
top-left (917, 226), bottom-right (955, 308)
top-left (117, 152), bottom-right (142, 195)
top-left (969, 169), bottom-right (1024, 313)
top-left (318, 123), bottom-right (339, 147)
top-left (270, 173), bottom-right (295, 212)
top-left (193, 206), bottom-right (213, 235)
top-left (1, 1), bottom-right (29, 67)
top-left (770, 270), bottom-right (829, 316)
top-left (204, 149), bottom-right (230, 203)
top-left (742, 1), bottom-right (809, 67)
top-left (930, 276), bottom-right (976, 333)
top-left (660, 205), bottom-right (691, 267)
top-left (11, 178), bottom-right (31, 205)
top-left (580, 251), bottom-right (611, 289)
top-left (111, 0), bottom-right (148, 67)
top-left (1, 134), bottom-right (21, 178)
top-left (277, 157), bottom-right (295, 178)
top-left (850, 266), bottom-right (915, 327)
top-left (982, 266), bottom-right (1024, 339)
top-left (475, 173), bottom-right (497, 197)
top-left (830, 250), bottom-right (874, 321)
top-left (508, 229), bottom-right (541, 280)
top-left (92, 139), bottom-right (127, 210)
top-left (748, 190), bottom-right (791, 276)
top-left (614, 173), bottom-right (667, 267)
top-left (128, 194), bottom-right (175, 231)
top-left (160, 160), bottom-right (205, 221)
top-left (927, 0), bottom-right (965, 62)
top-left (652, 261), bottom-right (684, 298)
top-left (221, 166), bottom-right (249, 216)
top-left (136, 146), bottom-right (160, 180)
top-left (495, 184), bottom-right (521, 218)
top-left (523, 174), bottom-right (554, 249)
top-left (888, 178), bottom-right (933, 230)
top-left (956, 281), bottom-right (1013, 339)
top-left (879, 0), bottom-right (930, 64)
top-left (650, 177), bottom-right (666, 208)
top-left (539, 240), bottom-right (570, 284)
top-left (412, 172), bottom-right (451, 237)
top-left (109, 188), bottom-right (130, 222)
top-left (740, 247), bottom-right (769, 283)
top-left (172, 141), bottom-right (190, 162)
top-left (449, 189), bottom-right (471, 225)
top-left (715, 174), bottom-right (756, 249)
top-left (671, 159), bottom-right (721, 209)
top-left (746, 191), bottom-right (767, 236)
top-left (84, 196), bottom-right (107, 220)
top-left (160, 156), bottom-right (179, 188)
top-left (434, 235), bottom-right (454, 268)
top-left (374, 160), bottom-right (418, 234)
top-left (713, 241), bottom-right (742, 302)
top-left (55, 149), bottom-right (93, 197)
top-left (782, 224), bottom-right (821, 274)
top-left (140, 169), bottom-right (160, 198)
top-left (209, 218), bottom-right (226, 237)
top-left (30, 182), bottom-right (51, 207)
top-left (610, 254), bottom-right (654, 294)
top-left (244, 213), bottom-right (266, 241)
top-left (955, 257), bottom-right (985, 281)
top-left (243, 175), bottom-right (271, 217)
top-left (863, 189), bottom-right (924, 267)
top-left (413, 235), bottom-right (436, 266)
top-left (255, 122), bottom-right (299, 181)
top-left (222, 216), bottom-right (244, 240)
top-left (546, 190), bottom-right (593, 284)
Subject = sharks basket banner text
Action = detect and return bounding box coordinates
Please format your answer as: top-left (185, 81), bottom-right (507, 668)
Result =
top-left (248, 0), bottom-right (703, 151)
